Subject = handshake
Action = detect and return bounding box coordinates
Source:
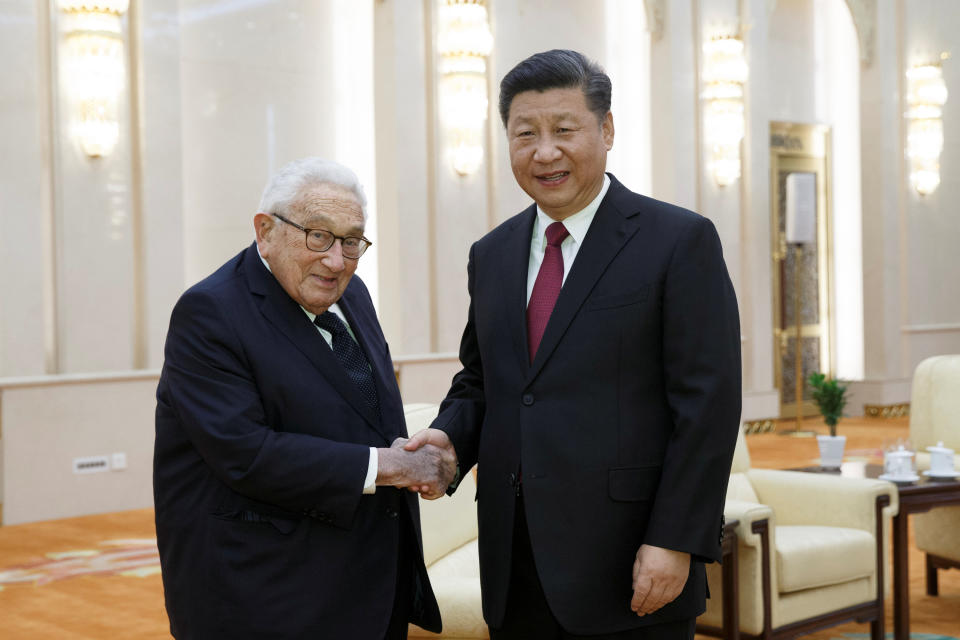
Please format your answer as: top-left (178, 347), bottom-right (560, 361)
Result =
top-left (376, 429), bottom-right (458, 500)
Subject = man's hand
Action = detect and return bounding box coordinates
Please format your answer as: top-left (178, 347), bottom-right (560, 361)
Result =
top-left (403, 429), bottom-right (458, 499)
top-left (630, 544), bottom-right (690, 616)
top-left (377, 431), bottom-right (456, 499)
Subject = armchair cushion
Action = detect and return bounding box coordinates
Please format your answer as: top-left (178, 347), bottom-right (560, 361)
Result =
top-left (776, 525), bottom-right (875, 593)
top-left (909, 355), bottom-right (960, 566)
top-left (910, 355), bottom-right (960, 451)
top-left (727, 472), bottom-right (760, 504)
top-left (417, 540), bottom-right (488, 638)
top-left (915, 508), bottom-right (960, 562)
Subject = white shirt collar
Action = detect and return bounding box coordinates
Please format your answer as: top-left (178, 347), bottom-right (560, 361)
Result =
top-left (533, 174), bottom-right (611, 248)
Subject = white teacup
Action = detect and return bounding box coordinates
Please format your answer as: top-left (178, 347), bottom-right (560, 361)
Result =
top-left (884, 447), bottom-right (915, 478)
top-left (928, 441), bottom-right (956, 476)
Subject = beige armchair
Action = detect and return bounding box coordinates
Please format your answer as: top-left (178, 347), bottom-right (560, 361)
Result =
top-left (697, 427), bottom-right (899, 640)
top-left (404, 403), bottom-right (487, 639)
top-left (909, 354), bottom-right (960, 594)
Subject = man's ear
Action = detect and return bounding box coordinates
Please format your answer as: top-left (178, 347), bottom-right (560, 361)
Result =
top-left (254, 213), bottom-right (274, 256)
top-left (602, 111), bottom-right (614, 151)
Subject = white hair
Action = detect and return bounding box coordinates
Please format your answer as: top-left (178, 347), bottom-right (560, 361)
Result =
top-left (258, 157), bottom-right (368, 220)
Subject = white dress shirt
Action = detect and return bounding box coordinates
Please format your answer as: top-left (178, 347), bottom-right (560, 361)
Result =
top-left (526, 174), bottom-right (611, 304)
top-left (257, 248), bottom-right (379, 494)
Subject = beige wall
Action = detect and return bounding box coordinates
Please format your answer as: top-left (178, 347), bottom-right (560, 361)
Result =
top-left (1, 0), bottom-right (959, 464)
top-left (0, 373), bottom-right (158, 526)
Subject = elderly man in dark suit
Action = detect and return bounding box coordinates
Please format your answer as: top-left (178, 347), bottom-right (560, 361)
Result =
top-left (153, 157), bottom-right (452, 639)
top-left (407, 50), bottom-right (742, 639)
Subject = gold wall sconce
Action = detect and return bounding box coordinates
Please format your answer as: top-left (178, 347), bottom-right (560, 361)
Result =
top-left (437, 0), bottom-right (493, 177)
top-left (702, 35), bottom-right (748, 187)
top-left (58, 0), bottom-right (130, 158)
top-left (906, 57), bottom-right (948, 196)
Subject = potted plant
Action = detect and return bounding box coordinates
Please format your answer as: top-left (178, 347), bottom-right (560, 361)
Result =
top-left (808, 372), bottom-right (849, 469)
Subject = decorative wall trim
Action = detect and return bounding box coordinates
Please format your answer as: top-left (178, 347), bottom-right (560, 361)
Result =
top-left (127, 0), bottom-right (146, 370)
top-left (0, 369), bottom-right (160, 390)
top-left (392, 352), bottom-right (459, 366)
top-left (864, 402), bottom-right (909, 418)
top-left (643, 0), bottom-right (665, 41)
top-left (744, 418), bottom-right (778, 434)
top-left (39, 0), bottom-right (60, 374)
top-left (844, 0), bottom-right (876, 66)
top-left (901, 322), bottom-right (960, 334)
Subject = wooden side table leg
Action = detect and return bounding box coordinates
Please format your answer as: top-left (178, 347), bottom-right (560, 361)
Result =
top-left (893, 512), bottom-right (910, 640)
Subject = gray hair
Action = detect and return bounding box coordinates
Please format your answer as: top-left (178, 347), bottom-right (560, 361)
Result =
top-left (258, 157), bottom-right (368, 220)
top-left (498, 49), bottom-right (611, 127)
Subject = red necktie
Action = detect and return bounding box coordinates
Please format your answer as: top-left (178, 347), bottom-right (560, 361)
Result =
top-left (527, 221), bottom-right (569, 362)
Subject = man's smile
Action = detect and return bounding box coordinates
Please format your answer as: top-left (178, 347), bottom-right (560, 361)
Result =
top-left (536, 171), bottom-right (570, 184)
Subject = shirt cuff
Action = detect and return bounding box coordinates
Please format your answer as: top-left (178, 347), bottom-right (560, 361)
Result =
top-left (363, 447), bottom-right (378, 494)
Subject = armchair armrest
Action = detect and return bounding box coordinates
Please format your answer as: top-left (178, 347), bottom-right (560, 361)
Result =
top-left (724, 499), bottom-right (775, 547)
top-left (746, 469), bottom-right (899, 530)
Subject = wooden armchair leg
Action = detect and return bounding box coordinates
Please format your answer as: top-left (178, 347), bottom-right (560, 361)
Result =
top-left (926, 553), bottom-right (939, 596)
top-left (870, 616), bottom-right (884, 640)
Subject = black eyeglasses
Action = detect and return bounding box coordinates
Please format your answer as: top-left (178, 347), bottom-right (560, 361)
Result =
top-left (271, 213), bottom-right (372, 259)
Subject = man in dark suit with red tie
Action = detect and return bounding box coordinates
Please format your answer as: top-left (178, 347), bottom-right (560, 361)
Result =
top-left (153, 157), bottom-right (453, 639)
top-left (407, 50), bottom-right (742, 639)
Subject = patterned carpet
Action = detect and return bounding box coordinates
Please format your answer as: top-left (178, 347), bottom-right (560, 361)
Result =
top-left (0, 539), bottom-right (159, 588)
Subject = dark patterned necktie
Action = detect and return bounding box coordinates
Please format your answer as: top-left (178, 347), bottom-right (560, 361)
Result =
top-left (527, 221), bottom-right (569, 362)
top-left (315, 311), bottom-right (380, 414)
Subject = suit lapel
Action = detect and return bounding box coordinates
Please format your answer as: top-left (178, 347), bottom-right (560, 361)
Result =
top-left (243, 244), bottom-right (387, 440)
top-left (525, 176), bottom-right (643, 384)
top-left (501, 206), bottom-right (538, 373)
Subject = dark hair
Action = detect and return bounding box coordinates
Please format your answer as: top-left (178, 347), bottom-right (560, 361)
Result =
top-left (498, 49), bottom-right (612, 127)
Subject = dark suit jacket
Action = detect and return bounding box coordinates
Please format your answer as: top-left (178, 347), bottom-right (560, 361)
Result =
top-left (154, 242), bottom-right (441, 639)
top-left (432, 175), bottom-right (742, 635)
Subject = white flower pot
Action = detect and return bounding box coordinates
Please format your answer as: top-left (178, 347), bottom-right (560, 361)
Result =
top-left (817, 434), bottom-right (847, 469)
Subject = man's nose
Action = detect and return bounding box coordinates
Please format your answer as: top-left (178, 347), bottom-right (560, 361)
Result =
top-left (532, 136), bottom-right (562, 163)
top-left (322, 239), bottom-right (346, 271)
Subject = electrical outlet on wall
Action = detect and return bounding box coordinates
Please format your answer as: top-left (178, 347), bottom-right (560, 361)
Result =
top-left (73, 455), bottom-right (110, 474)
top-left (111, 452), bottom-right (127, 470)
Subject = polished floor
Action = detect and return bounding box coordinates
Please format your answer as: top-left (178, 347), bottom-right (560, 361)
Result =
top-left (0, 416), bottom-right (957, 639)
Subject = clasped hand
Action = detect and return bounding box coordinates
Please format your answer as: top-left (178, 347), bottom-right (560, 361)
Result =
top-left (630, 544), bottom-right (690, 616)
top-left (377, 429), bottom-right (457, 499)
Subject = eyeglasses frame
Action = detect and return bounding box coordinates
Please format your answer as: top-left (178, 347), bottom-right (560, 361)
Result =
top-left (270, 212), bottom-right (372, 259)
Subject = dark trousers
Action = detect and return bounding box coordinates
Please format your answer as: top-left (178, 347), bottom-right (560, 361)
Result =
top-left (490, 494), bottom-right (695, 640)
top-left (384, 502), bottom-right (414, 640)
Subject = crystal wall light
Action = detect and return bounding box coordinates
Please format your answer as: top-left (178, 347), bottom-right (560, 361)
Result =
top-left (702, 35), bottom-right (748, 187)
top-left (906, 61), bottom-right (948, 196)
top-left (58, 0), bottom-right (130, 158)
top-left (437, 0), bottom-right (493, 177)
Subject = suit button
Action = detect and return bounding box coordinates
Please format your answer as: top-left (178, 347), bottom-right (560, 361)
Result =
top-left (386, 508), bottom-right (399, 519)
top-left (508, 473), bottom-right (517, 486)
top-left (522, 393), bottom-right (534, 406)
